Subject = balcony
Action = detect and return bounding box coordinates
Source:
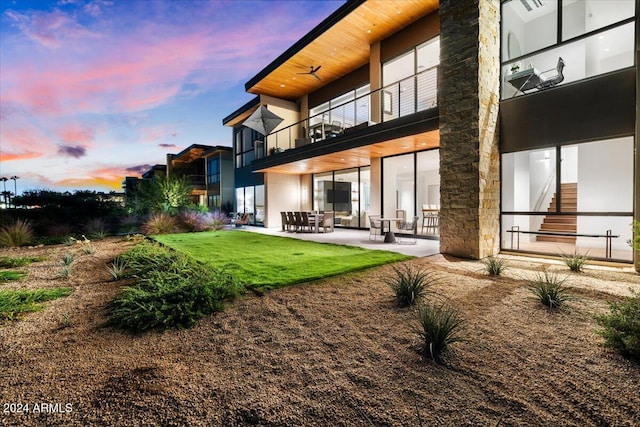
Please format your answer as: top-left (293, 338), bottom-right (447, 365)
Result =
top-left (257, 66), bottom-right (438, 158)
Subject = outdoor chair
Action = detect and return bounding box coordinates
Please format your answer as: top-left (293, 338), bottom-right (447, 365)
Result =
top-left (369, 215), bottom-right (383, 241)
top-left (301, 211), bottom-right (315, 232)
top-left (287, 212), bottom-right (297, 232)
top-left (395, 209), bottom-right (406, 230)
top-left (293, 212), bottom-right (304, 232)
top-left (320, 211), bottom-right (334, 233)
top-left (397, 216), bottom-right (419, 244)
top-left (280, 211), bottom-right (290, 231)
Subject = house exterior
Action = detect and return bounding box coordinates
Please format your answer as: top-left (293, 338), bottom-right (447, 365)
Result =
top-left (223, 0), bottom-right (638, 264)
top-left (166, 144), bottom-right (234, 212)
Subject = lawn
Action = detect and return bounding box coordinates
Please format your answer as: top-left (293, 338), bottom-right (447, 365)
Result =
top-left (154, 230), bottom-right (411, 290)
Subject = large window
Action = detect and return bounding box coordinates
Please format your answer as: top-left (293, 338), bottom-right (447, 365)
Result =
top-left (312, 167), bottom-right (370, 228)
top-left (235, 185), bottom-right (263, 225)
top-left (382, 37), bottom-right (439, 120)
top-left (309, 84), bottom-right (370, 141)
top-left (207, 157), bottom-right (220, 185)
top-left (234, 127), bottom-right (260, 168)
top-left (501, 137), bottom-right (633, 261)
top-left (501, 0), bottom-right (634, 99)
top-left (382, 150), bottom-right (440, 236)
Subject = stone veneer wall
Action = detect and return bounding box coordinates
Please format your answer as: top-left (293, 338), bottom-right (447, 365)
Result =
top-left (438, 0), bottom-right (501, 259)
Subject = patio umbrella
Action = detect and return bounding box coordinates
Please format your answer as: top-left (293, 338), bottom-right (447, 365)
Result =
top-left (242, 105), bottom-right (284, 136)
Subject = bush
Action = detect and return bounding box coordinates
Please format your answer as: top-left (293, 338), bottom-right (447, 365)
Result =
top-left (205, 210), bottom-right (229, 231)
top-left (414, 301), bottom-right (466, 363)
top-left (141, 212), bottom-right (177, 235)
top-left (107, 242), bottom-right (243, 331)
top-left (386, 263), bottom-right (436, 307)
top-left (0, 288), bottom-right (72, 320)
top-left (0, 219), bottom-right (34, 247)
top-left (119, 215), bottom-right (141, 234)
top-left (561, 249), bottom-right (589, 272)
top-left (178, 209), bottom-right (209, 232)
top-left (596, 290), bottom-right (640, 361)
top-left (530, 269), bottom-right (572, 309)
top-left (0, 271), bottom-right (27, 282)
top-left (0, 255), bottom-right (47, 268)
top-left (85, 218), bottom-right (109, 240)
top-left (482, 256), bottom-right (508, 276)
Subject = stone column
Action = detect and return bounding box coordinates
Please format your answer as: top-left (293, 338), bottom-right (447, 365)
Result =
top-left (438, 0), bottom-right (501, 259)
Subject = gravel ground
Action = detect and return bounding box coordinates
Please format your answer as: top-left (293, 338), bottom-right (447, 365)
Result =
top-left (1, 236), bottom-right (639, 426)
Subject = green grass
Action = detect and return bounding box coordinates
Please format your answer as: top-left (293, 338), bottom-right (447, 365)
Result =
top-left (0, 288), bottom-right (72, 320)
top-left (154, 231), bottom-right (412, 290)
top-left (0, 271), bottom-right (27, 282)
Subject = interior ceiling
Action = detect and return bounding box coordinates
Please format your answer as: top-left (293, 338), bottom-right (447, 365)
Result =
top-left (256, 129), bottom-right (439, 174)
top-left (247, 0), bottom-right (439, 101)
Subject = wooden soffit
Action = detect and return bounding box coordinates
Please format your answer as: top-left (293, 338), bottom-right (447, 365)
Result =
top-left (256, 130), bottom-right (439, 175)
top-left (247, 0), bottom-right (438, 101)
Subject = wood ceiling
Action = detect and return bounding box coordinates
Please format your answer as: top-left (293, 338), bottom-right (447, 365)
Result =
top-left (247, 0), bottom-right (439, 100)
top-left (256, 129), bottom-right (439, 175)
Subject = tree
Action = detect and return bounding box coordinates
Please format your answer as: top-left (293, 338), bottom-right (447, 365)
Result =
top-left (130, 176), bottom-right (193, 215)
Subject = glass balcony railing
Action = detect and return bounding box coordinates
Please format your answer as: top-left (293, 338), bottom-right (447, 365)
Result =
top-left (258, 66), bottom-right (438, 158)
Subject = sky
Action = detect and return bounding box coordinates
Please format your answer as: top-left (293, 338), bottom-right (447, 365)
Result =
top-left (0, 0), bottom-right (344, 195)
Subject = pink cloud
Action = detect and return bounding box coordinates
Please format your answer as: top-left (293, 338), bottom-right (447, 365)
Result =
top-left (0, 126), bottom-right (55, 161)
top-left (5, 9), bottom-right (97, 48)
top-left (55, 165), bottom-right (131, 190)
top-left (56, 123), bottom-right (95, 144)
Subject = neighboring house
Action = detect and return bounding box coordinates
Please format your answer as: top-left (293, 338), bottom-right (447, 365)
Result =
top-left (122, 164), bottom-right (166, 199)
top-left (222, 0), bottom-right (637, 264)
top-left (166, 144), bottom-right (234, 212)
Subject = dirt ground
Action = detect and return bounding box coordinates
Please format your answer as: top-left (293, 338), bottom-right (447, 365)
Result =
top-left (1, 236), bottom-right (639, 427)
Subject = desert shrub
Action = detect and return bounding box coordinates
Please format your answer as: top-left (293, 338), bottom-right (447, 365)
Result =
top-left (596, 290), bottom-right (640, 361)
top-left (119, 215), bottom-right (141, 234)
top-left (61, 252), bottom-right (75, 266)
top-left (0, 287), bottom-right (72, 320)
top-left (47, 223), bottom-right (74, 239)
top-left (386, 263), bottom-right (436, 307)
top-left (0, 219), bottom-right (34, 247)
top-left (205, 210), bottom-right (229, 231)
top-left (141, 212), bottom-right (177, 235)
top-left (0, 271), bottom-right (27, 282)
top-left (58, 265), bottom-right (72, 279)
top-left (82, 243), bottom-right (96, 255)
top-left (0, 255), bottom-right (47, 268)
top-left (108, 243), bottom-right (243, 331)
top-left (85, 218), bottom-right (109, 240)
top-left (482, 256), bottom-right (508, 276)
top-left (561, 249), bottom-right (589, 272)
top-left (414, 301), bottom-right (466, 363)
top-left (530, 269), bottom-right (572, 309)
top-left (107, 257), bottom-right (129, 281)
top-left (178, 209), bottom-right (209, 232)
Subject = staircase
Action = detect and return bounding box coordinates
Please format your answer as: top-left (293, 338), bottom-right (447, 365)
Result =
top-left (536, 183), bottom-right (577, 243)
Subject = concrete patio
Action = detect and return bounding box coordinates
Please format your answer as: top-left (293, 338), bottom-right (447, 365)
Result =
top-left (240, 226), bottom-right (440, 258)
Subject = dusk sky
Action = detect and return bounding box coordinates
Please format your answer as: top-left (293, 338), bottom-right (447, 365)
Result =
top-left (0, 0), bottom-right (344, 195)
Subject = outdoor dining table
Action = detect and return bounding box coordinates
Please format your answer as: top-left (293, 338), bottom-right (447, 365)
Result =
top-left (307, 212), bottom-right (325, 233)
top-left (378, 217), bottom-right (403, 243)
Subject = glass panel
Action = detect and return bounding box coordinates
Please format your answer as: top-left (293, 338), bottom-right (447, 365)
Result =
top-left (235, 188), bottom-right (244, 214)
top-left (333, 168), bottom-right (359, 228)
top-left (502, 148), bottom-right (557, 212)
top-left (355, 85), bottom-right (370, 126)
top-left (383, 154), bottom-right (414, 232)
top-left (244, 186), bottom-right (254, 219)
top-left (564, 137), bottom-right (633, 213)
top-left (416, 67), bottom-right (438, 110)
top-left (383, 50), bottom-right (414, 85)
top-left (417, 37), bottom-right (439, 71)
top-left (254, 185), bottom-right (265, 224)
top-left (501, 214), bottom-right (632, 261)
top-left (562, 0), bottom-right (634, 41)
top-left (398, 77), bottom-right (416, 117)
top-left (313, 172), bottom-right (333, 212)
top-left (242, 128), bottom-right (254, 152)
top-left (502, 23), bottom-right (634, 99)
top-left (416, 150), bottom-right (440, 237)
top-left (502, 0), bottom-right (558, 61)
top-left (360, 167), bottom-right (371, 228)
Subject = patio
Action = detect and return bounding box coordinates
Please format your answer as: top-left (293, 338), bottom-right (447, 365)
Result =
top-left (240, 226), bottom-right (440, 258)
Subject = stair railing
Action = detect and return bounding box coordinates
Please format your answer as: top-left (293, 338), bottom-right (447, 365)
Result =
top-left (533, 170), bottom-right (556, 212)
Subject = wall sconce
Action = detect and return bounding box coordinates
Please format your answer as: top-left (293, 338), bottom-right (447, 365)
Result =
top-left (301, 186), bottom-right (308, 204)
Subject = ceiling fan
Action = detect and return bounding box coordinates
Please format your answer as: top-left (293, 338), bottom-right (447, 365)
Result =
top-left (297, 65), bottom-right (322, 81)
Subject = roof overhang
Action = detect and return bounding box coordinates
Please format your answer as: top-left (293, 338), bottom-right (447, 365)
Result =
top-left (222, 96), bottom-right (261, 127)
top-left (170, 144), bottom-right (215, 164)
top-left (245, 0), bottom-right (439, 101)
